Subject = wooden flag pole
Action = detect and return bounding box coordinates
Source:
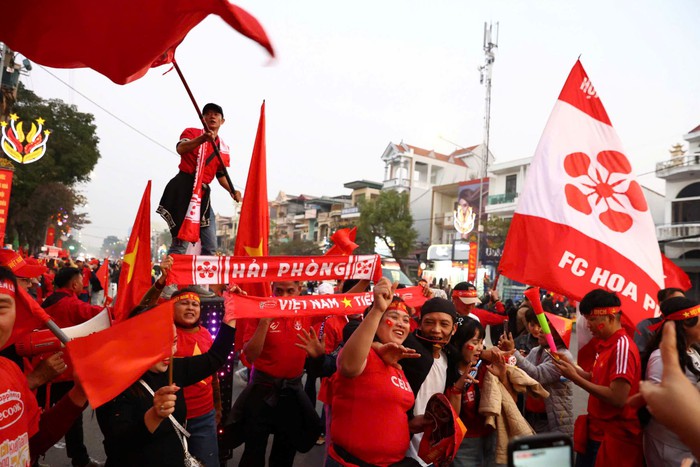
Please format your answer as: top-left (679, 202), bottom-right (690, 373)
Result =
top-left (171, 60), bottom-right (238, 202)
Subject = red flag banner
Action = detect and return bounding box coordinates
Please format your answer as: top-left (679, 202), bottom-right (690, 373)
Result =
top-left (96, 259), bottom-right (110, 293)
top-left (224, 286), bottom-right (428, 319)
top-left (499, 60), bottom-right (664, 325)
top-left (168, 254), bottom-right (383, 286)
top-left (113, 182), bottom-right (152, 322)
top-left (232, 102), bottom-right (270, 364)
top-left (661, 253), bottom-right (692, 291)
top-left (470, 307), bottom-right (508, 327)
top-left (66, 301), bottom-right (174, 408)
top-left (1, 0), bottom-right (274, 85)
top-left (0, 169), bottom-right (13, 246)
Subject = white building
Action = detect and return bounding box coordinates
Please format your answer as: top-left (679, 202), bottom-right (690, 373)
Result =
top-left (656, 125), bottom-right (700, 300)
top-left (381, 141), bottom-right (494, 244)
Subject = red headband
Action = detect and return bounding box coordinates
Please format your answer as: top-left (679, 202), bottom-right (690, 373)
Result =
top-left (589, 306), bottom-right (620, 316)
top-left (649, 305), bottom-right (700, 332)
top-left (175, 292), bottom-right (200, 303)
top-left (452, 289), bottom-right (478, 299)
top-left (386, 301), bottom-right (409, 314)
top-left (0, 280), bottom-right (16, 298)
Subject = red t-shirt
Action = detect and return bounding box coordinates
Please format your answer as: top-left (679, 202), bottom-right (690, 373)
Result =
top-left (177, 128), bottom-right (230, 184)
top-left (243, 317), bottom-right (311, 379)
top-left (175, 326), bottom-right (214, 419)
top-left (459, 363), bottom-right (494, 439)
top-left (43, 288), bottom-right (103, 327)
top-left (318, 315), bottom-right (348, 354)
top-left (328, 348), bottom-right (415, 466)
top-left (0, 357), bottom-right (41, 466)
top-left (587, 329), bottom-right (641, 441)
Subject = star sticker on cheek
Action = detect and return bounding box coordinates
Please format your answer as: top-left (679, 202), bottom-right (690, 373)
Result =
top-left (342, 297), bottom-right (352, 308)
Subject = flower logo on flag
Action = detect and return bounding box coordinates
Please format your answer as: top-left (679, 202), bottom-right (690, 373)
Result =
top-left (563, 150), bottom-right (648, 233)
top-left (353, 259), bottom-right (373, 277)
top-left (196, 261), bottom-right (217, 279)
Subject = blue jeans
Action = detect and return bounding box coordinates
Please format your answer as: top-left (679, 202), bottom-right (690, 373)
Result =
top-left (168, 208), bottom-right (217, 255)
top-left (186, 409), bottom-right (219, 467)
top-left (453, 433), bottom-right (497, 467)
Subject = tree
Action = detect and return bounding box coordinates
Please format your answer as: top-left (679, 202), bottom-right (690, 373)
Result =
top-left (6, 84), bottom-right (100, 252)
top-left (269, 238), bottom-right (322, 256)
top-left (101, 235), bottom-right (127, 258)
top-left (357, 190), bottom-right (418, 272)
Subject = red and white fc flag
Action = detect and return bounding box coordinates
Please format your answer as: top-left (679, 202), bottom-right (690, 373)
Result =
top-left (499, 60), bottom-right (663, 325)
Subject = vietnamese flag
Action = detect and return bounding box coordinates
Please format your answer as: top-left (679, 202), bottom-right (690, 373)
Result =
top-left (499, 61), bottom-right (663, 326)
top-left (96, 258), bottom-right (111, 303)
top-left (66, 301), bottom-right (174, 408)
top-left (113, 182), bottom-right (152, 322)
top-left (0, 0), bottom-right (274, 85)
top-left (233, 102), bottom-right (270, 361)
top-left (661, 253), bottom-right (692, 291)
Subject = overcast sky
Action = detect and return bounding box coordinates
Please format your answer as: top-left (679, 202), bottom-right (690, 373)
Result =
top-left (19, 0), bottom-right (700, 254)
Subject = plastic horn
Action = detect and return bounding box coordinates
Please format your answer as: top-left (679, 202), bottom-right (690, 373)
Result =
top-left (524, 287), bottom-right (557, 353)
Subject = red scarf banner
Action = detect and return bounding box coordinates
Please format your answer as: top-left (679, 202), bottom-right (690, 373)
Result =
top-left (224, 286), bottom-right (428, 319)
top-left (177, 137), bottom-right (207, 243)
top-left (168, 254), bottom-right (383, 285)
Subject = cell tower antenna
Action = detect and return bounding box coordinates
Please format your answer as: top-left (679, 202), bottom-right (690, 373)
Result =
top-left (475, 22), bottom-right (498, 286)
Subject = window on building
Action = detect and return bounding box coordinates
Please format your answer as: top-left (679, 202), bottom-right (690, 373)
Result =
top-left (414, 162), bottom-right (428, 184)
top-left (505, 174), bottom-right (517, 195)
top-left (430, 165), bottom-right (443, 185)
top-left (672, 199), bottom-right (700, 223)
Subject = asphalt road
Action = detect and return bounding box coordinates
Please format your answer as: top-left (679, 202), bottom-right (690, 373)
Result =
top-left (42, 329), bottom-right (588, 467)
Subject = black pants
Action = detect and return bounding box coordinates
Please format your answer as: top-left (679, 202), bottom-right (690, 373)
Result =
top-left (36, 381), bottom-right (90, 466)
top-left (239, 388), bottom-right (296, 467)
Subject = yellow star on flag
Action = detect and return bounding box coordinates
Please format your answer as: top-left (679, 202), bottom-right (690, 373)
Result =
top-left (122, 238), bottom-right (139, 283)
top-left (192, 342), bottom-right (208, 385)
top-left (9, 114), bottom-right (18, 121)
top-left (37, 117), bottom-right (45, 125)
top-left (244, 239), bottom-right (264, 256)
top-left (0, 121), bottom-right (6, 127)
top-left (342, 297), bottom-right (352, 308)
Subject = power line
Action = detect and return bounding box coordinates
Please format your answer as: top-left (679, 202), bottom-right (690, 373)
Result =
top-left (35, 65), bottom-right (176, 156)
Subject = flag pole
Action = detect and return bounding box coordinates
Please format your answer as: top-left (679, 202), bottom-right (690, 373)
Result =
top-left (171, 60), bottom-right (238, 202)
top-left (168, 347), bottom-right (174, 386)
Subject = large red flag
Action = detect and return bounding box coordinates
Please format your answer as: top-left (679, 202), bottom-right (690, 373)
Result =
top-left (233, 102), bottom-right (270, 360)
top-left (113, 182), bottom-right (153, 322)
top-left (499, 60), bottom-right (664, 326)
top-left (66, 301), bottom-right (174, 408)
top-left (0, 0), bottom-right (274, 85)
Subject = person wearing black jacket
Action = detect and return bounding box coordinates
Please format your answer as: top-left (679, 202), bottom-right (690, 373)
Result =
top-left (400, 298), bottom-right (461, 465)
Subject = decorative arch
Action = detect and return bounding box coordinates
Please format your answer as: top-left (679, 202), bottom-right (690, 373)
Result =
top-left (677, 182), bottom-right (700, 199)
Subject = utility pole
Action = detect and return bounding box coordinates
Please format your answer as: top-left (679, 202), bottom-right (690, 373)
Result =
top-left (476, 22), bottom-right (498, 286)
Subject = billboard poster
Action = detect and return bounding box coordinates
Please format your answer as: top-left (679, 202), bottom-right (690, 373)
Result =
top-left (454, 178), bottom-right (489, 240)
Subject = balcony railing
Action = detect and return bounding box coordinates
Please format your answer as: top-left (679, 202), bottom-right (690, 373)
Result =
top-left (656, 154), bottom-right (700, 177)
top-left (488, 192), bottom-right (518, 205)
top-left (383, 178), bottom-right (411, 190)
top-left (656, 223), bottom-right (700, 242)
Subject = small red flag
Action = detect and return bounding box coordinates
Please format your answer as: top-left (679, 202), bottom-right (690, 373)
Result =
top-left (661, 253), bottom-right (692, 292)
top-left (113, 182), bottom-right (152, 322)
top-left (233, 102), bottom-right (270, 362)
top-left (325, 227), bottom-right (358, 256)
top-left (1, 0), bottom-right (274, 85)
top-left (96, 259), bottom-right (110, 294)
top-left (66, 301), bottom-right (174, 408)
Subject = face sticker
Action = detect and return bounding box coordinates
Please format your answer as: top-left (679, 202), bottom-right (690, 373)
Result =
top-left (466, 344), bottom-right (475, 351)
top-left (385, 319), bottom-right (394, 327)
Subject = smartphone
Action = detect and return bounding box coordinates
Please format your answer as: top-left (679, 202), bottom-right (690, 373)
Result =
top-left (508, 433), bottom-right (573, 467)
top-left (544, 348), bottom-right (561, 361)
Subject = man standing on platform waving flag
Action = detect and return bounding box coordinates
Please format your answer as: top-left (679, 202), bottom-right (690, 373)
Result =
top-left (499, 60), bottom-right (664, 327)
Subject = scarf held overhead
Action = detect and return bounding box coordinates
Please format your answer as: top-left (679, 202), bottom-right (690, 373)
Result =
top-left (225, 286), bottom-right (428, 319)
top-left (168, 254), bottom-right (383, 285)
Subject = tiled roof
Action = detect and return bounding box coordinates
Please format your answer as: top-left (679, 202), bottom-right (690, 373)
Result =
top-left (688, 123), bottom-right (700, 134)
top-left (393, 142), bottom-right (479, 167)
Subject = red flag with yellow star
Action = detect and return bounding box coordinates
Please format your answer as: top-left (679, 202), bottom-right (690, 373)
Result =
top-left (233, 102), bottom-right (270, 362)
top-left (114, 181), bottom-right (152, 321)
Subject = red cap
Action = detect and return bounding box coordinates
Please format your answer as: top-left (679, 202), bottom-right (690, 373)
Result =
top-left (0, 249), bottom-right (48, 278)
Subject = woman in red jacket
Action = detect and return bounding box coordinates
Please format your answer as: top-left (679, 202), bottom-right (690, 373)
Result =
top-left (326, 278), bottom-right (421, 467)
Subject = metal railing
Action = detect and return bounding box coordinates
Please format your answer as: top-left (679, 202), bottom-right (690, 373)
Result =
top-left (487, 192), bottom-right (518, 205)
top-left (656, 223), bottom-right (700, 242)
top-left (656, 154), bottom-right (700, 176)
